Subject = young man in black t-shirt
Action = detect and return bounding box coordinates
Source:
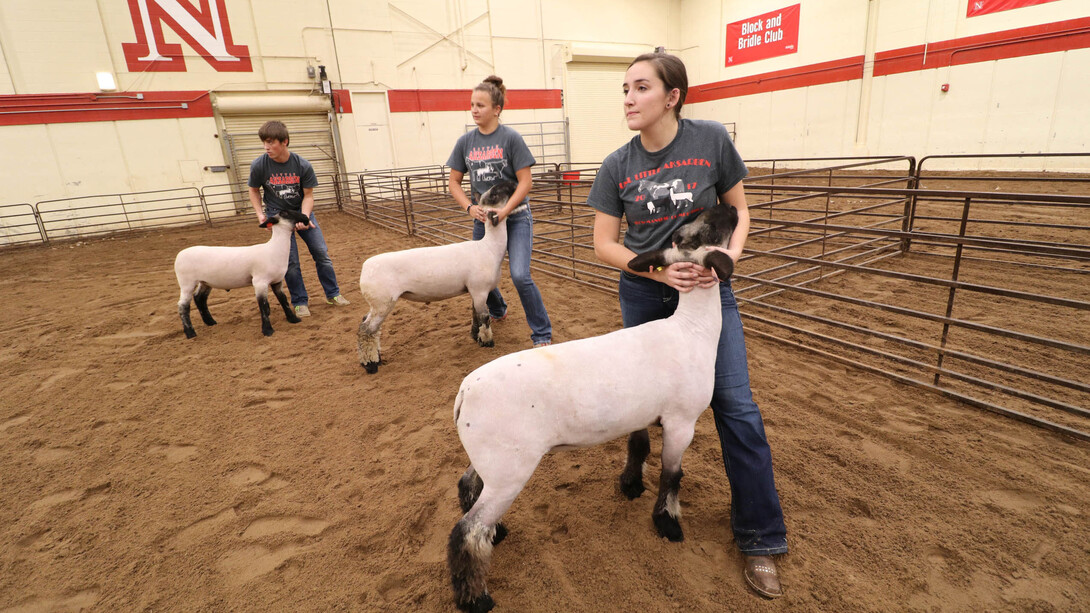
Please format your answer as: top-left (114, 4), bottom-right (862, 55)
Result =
top-left (247, 120), bottom-right (349, 317)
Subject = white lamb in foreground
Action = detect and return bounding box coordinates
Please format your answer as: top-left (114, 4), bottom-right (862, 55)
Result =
top-left (446, 204), bottom-right (739, 612)
top-left (356, 181), bottom-right (515, 374)
top-left (174, 209), bottom-right (311, 338)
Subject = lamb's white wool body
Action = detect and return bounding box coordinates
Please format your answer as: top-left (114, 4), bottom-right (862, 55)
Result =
top-left (356, 181), bottom-right (515, 374)
top-left (446, 204), bottom-right (739, 612)
top-left (174, 209), bottom-right (309, 338)
top-left (456, 285), bottom-right (720, 458)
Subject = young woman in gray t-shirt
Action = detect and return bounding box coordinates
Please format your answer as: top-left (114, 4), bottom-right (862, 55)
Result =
top-left (447, 75), bottom-right (553, 347)
top-left (587, 52), bottom-right (789, 599)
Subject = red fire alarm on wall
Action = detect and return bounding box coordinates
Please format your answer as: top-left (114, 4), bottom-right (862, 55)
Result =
top-left (940, 83), bottom-right (950, 92)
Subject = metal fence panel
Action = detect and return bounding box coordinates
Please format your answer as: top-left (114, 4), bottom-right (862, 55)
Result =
top-left (0, 203), bottom-right (44, 246)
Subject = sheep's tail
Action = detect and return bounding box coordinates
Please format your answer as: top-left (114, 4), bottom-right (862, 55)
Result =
top-left (453, 386), bottom-right (465, 424)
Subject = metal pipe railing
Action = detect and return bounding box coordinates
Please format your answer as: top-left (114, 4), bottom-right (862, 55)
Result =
top-left (4, 156), bottom-right (1087, 442)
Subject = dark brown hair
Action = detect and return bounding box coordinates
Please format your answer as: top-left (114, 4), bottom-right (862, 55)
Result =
top-left (258, 120), bottom-right (289, 144)
top-left (629, 51), bottom-right (688, 119)
top-left (474, 75), bottom-right (506, 110)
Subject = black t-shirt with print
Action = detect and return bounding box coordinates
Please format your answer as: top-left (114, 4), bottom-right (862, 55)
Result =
top-left (248, 152), bottom-right (318, 213)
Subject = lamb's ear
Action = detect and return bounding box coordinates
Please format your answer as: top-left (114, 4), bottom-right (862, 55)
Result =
top-left (628, 249), bottom-right (669, 273)
top-left (260, 217), bottom-right (278, 228)
top-left (487, 211), bottom-right (499, 227)
top-left (703, 250), bottom-right (734, 281)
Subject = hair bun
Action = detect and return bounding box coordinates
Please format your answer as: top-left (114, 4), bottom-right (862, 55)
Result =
top-left (484, 75), bottom-right (505, 93)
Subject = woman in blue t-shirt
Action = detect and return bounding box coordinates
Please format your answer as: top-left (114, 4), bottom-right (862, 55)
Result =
top-left (447, 75), bottom-right (552, 347)
top-left (587, 52), bottom-right (789, 599)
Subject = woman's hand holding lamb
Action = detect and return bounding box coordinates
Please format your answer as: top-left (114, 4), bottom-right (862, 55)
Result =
top-left (468, 204), bottom-right (488, 223)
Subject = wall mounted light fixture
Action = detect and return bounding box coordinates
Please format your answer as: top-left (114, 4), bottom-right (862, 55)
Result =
top-left (96, 72), bottom-right (117, 91)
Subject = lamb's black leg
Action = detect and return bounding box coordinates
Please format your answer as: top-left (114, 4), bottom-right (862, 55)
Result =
top-left (193, 284), bottom-right (216, 326)
top-left (271, 282), bottom-right (300, 323)
top-left (471, 308), bottom-right (493, 348)
top-left (448, 519), bottom-right (496, 613)
top-left (652, 468), bottom-right (685, 542)
top-left (178, 299), bottom-right (196, 339)
top-left (458, 467), bottom-right (506, 545)
top-left (620, 429), bottom-right (650, 499)
top-left (458, 467), bottom-right (484, 513)
top-left (257, 293), bottom-right (274, 336)
top-left (652, 424), bottom-right (693, 542)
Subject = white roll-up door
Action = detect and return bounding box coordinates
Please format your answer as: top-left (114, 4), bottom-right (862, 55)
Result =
top-left (565, 62), bottom-right (632, 165)
top-left (213, 93), bottom-right (340, 199)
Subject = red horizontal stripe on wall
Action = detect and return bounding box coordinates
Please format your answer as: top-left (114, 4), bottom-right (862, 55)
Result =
top-left (0, 91), bottom-right (214, 127)
top-left (388, 89), bottom-right (562, 113)
top-left (689, 56), bottom-right (864, 103)
top-left (875, 16), bottom-right (1090, 76)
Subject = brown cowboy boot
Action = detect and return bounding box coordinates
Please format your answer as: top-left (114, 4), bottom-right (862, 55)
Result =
top-left (744, 555), bottom-right (783, 599)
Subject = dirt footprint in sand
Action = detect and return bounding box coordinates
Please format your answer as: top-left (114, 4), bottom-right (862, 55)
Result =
top-left (217, 517), bottom-right (330, 586)
top-left (29, 483), bottom-right (111, 511)
top-left (1, 413), bottom-right (31, 432)
top-left (0, 588), bottom-right (100, 612)
top-left (147, 444), bottom-right (197, 463)
top-left (240, 516), bottom-right (330, 539)
top-left (227, 463), bottom-right (288, 490)
top-left (34, 368), bottom-right (84, 393)
top-left (218, 543), bottom-right (312, 586)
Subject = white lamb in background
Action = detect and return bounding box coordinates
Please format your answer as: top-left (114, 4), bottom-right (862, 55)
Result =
top-left (446, 204), bottom-right (739, 612)
top-left (174, 209), bottom-right (311, 338)
top-left (356, 181), bottom-right (516, 374)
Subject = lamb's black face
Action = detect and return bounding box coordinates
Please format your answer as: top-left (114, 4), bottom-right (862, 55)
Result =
top-left (479, 180), bottom-right (518, 207)
top-left (278, 210), bottom-right (311, 226)
top-left (672, 206), bottom-right (737, 250)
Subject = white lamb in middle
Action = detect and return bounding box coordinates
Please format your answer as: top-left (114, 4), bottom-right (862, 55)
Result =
top-left (356, 181), bottom-right (516, 374)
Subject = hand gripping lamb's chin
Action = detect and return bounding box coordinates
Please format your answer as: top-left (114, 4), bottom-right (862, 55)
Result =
top-left (627, 204), bottom-right (738, 280)
top-left (445, 203), bottom-right (739, 613)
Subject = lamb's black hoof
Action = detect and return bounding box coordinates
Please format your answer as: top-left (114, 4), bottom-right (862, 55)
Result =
top-left (183, 328), bottom-right (196, 339)
top-left (492, 523), bottom-right (508, 546)
top-left (287, 316), bottom-right (301, 324)
top-left (262, 328), bottom-right (274, 337)
top-left (620, 474), bottom-right (645, 500)
top-left (362, 361), bottom-right (379, 374)
top-left (477, 339), bottom-right (494, 348)
top-left (456, 593), bottom-right (494, 613)
top-left (653, 512), bottom-right (684, 542)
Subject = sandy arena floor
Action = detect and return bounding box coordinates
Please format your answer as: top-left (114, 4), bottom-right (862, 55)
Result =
top-left (1, 211), bottom-right (1087, 612)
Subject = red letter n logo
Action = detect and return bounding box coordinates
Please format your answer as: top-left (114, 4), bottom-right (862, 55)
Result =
top-left (122, 0), bottom-right (252, 72)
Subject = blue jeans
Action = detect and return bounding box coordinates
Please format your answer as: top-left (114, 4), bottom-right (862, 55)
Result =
top-left (618, 272), bottom-right (788, 555)
top-left (473, 207), bottom-right (552, 344)
top-left (271, 210), bottom-right (341, 306)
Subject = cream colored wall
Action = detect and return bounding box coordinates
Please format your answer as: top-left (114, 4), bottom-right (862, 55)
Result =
top-left (867, 0), bottom-right (1090, 170)
top-left (362, 0), bottom-right (673, 169)
top-left (677, 0), bottom-right (1090, 170)
top-left (1, 117), bottom-right (230, 203)
top-left (2, 0), bottom-right (1088, 210)
top-left (0, 15), bottom-right (15, 95)
top-left (0, 1), bottom-right (116, 94)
